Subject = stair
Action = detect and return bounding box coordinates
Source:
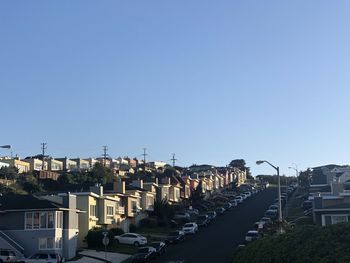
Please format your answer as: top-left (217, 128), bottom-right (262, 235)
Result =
top-left (0, 230), bottom-right (24, 255)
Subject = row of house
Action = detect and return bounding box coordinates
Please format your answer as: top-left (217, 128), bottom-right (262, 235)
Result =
top-left (0, 156), bottom-right (157, 176)
top-left (0, 165), bottom-right (246, 260)
top-left (308, 165), bottom-right (350, 226)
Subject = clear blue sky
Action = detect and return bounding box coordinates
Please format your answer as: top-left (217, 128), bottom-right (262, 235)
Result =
top-left (1, 1), bottom-right (350, 176)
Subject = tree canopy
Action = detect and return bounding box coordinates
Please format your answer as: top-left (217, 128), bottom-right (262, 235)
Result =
top-left (229, 159), bottom-right (252, 178)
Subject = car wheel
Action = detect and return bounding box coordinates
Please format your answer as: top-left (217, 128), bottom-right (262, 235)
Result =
top-left (134, 241), bottom-right (140, 247)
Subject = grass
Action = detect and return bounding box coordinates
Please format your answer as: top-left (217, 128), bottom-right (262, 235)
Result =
top-left (285, 188), bottom-right (313, 226)
top-left (107, 243), bottom-right (139, 255)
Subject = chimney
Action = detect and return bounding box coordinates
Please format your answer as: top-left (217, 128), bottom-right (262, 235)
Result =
top-left (132, 179), bottom-right (143, 189)
top-left (113, 179), bottom-right (125, 194)
top-left (90, 184), bottom-right (103, 196)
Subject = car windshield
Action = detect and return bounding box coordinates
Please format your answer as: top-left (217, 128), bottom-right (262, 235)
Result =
top-left (169, 232), bottom-right (179, 236)
top-left (138, 248), bottom-right (149, 253)
top-left (184, 224), bottom-right (193, 227)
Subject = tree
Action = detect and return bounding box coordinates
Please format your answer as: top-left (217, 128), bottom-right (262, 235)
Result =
top-left (0, 166), bottom-right (19, 180)
top-left (299, 168), bottom-right (312, 189)
top-left (229, 159), bottom-right (252, 178)
top-left (152, 199), bottom-right (175, 225)
top-left (190, 181), bottom-right (204, 206)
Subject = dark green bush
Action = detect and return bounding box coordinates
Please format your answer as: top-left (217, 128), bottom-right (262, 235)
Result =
top-left (232, 223), bottom-right (350, 263)
top-left (85, 228), bottom-right (114, 248)
top-left (139, 218), bottom-right (158, 228)
top-left (129, 224), bottom-right (137, 232)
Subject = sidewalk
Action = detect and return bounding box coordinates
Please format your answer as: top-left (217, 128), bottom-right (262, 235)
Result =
top-left (74, 249), bottom-right (131, 263)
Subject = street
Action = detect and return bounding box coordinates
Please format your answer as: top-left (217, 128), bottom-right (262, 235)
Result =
top-left (152, 187), bottom-right (278, 263)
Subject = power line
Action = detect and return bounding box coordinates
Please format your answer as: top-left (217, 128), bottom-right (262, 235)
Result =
top-left (142, 148), bottom-right (147, 175)
top-left (171, 153), bottom-right (177, 167)
top-left (41, 142), bottom-right (47, 171)
top-left (102, 146), bottom-right (108, 167)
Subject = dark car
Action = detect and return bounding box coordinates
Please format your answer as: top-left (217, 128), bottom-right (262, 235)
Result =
top-left (132, 247), bottom-right (157, 262)
top-left (196, 214), bottom-right (210, 227)
top-left (165, 230), bottom-right (185, 244)
top-left (150, 241), bottom-right (167, 255)
top-left (215, 207), bottom-right (225, 215)
top-left (207, 211), bottom-right (217, 220)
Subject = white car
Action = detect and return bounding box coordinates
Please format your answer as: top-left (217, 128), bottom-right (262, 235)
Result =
top-left (115, 233), bottom-right (147, 246)
top-left (20, 253), bottom-right (64, 263)
top-left (245, 230), bottom-right (260, 242)
top-left (0, 249), bottom-right (17, 262)
top-left (182, 222), bottom-right (198, 234)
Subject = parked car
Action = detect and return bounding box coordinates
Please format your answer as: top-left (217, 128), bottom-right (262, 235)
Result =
top-left (240, 194), bottom-right (248, 200)
top-left (196, 214), bottom-right (210, 227)
top-left (174, 212), bottom-right (191, 220)
top-left (244, 191), bottom-right (251, 197)
top-left (260, 217), bottom-right (273, 225)
top-left (229, 199), bottom-right (238, 207)
top-left (184, 209), bottom-right (199, 216)
top-left (0, 249), bottom-right (17, 263)
top-left (234, 196), bottom-right (243, 203)
top-left (182, 222), bottom-right (198, 234)
top-left (207, 211), bottom-right (217, 220)
top-left (165, 230), bottom-right (185, 244)
top-left (150, 241), bottom-right (167, 255)
top-left (265, 209), bottom-right (278, 220)
top-left (215, 207), bottom-right (225, 215)
top-left (269, 204), bottom-right (279, 211)
top-left (245, 230), bottom-right (261, 242)
top-left (223, 202), bottom-right (233, 210)
top-left (132, 247), bottom-right (157, 262)
top-left (115, 233), bottom-right (148, 246)
top-left (19, 253), bottom-right (64, 263)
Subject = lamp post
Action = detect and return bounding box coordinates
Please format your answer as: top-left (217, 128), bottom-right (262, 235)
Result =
top-left (256, 160), bottom-right (282, 224)
top-left (288, 165), bottom-right (299, 180)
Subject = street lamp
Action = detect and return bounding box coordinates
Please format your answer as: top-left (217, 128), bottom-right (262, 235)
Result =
top-left (0, 145), bottom-right (11, 149)
top-left (288, 165), bottom-right (299, 179)
top-left (256, 160), bottom-right (282, 223)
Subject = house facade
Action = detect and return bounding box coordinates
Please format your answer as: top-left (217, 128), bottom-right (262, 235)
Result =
top-left (0, 194), bottom-right (80, 260)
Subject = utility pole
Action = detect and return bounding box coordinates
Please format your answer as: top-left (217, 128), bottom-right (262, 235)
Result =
top-left (142, 148), bottom-right (147, 175)
top-left (171, 153), bottom-right (177, 167)
top-left (102, 146), bottom-right (108, 167)
top-left (41, 143), bottom-right (47, 171)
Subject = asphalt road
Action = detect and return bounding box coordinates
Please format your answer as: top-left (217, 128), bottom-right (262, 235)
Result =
top-left (152, 187), bottom-right (278, 263)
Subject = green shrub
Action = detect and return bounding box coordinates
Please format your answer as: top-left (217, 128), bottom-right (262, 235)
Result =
top-left (85, 228), bottom-right (113, 248)
top-left (139, 218), bottom-right (158, 228)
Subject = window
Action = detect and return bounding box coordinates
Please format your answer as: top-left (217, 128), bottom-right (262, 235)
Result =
top-left (56, 212), bottom-right (63, 228)
top-left (332, 215), bottom-right (348, 224)
top-left (48, 212), bottom-right (54, 228)
top-left (40, 212), bottom-right (47, 228)
top-left (90, 205), bottom-right (96, 217)
top-left (55, 238), bottom-right (62, 249)
top-left (131, 201), bottom-right (137, 213)
top-left (33, 213), bottom-right (39, 229)
top-left (26, 212), bottom-right (33, 229)
top-left (106, 206), bottom-right (114, 216)
top-left (39, 238), bottom-right (54, 250)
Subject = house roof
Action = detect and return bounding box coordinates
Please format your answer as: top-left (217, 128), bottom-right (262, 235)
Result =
top-left (126, 185), bottom-right (146, 192)
top-left (0, 194), bottom-right (64, 211)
